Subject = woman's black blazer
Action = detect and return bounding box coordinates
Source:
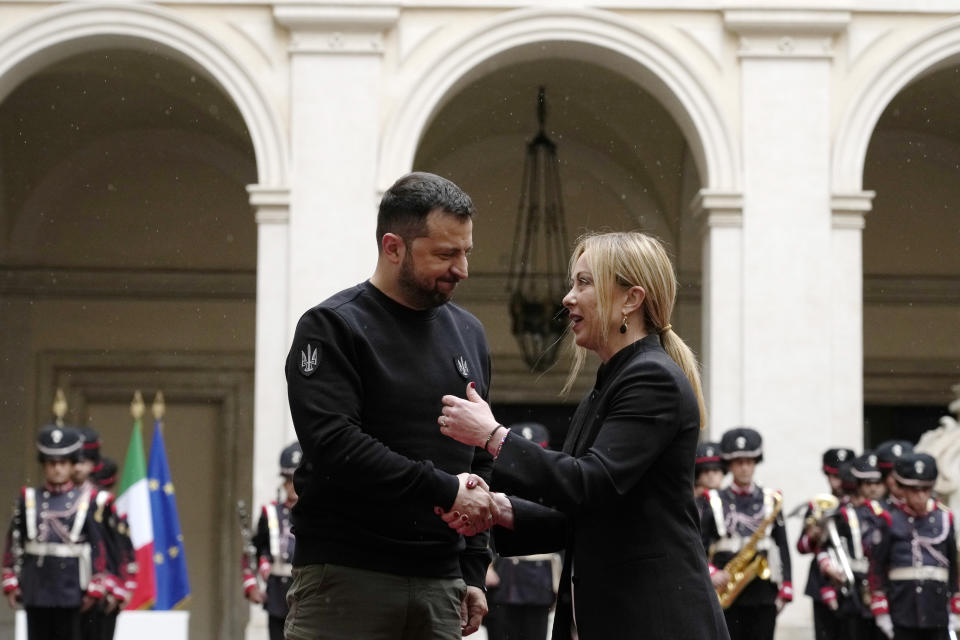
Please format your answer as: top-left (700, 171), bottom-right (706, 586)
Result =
top-left (493, 333), bottom-right (730, 640)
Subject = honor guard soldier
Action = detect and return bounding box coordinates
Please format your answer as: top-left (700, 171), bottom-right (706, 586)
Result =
top-left (846, 453), bottom-right (890, 640)
top-left (694, 442), bottom-right (725, 524)
top-left (875, 440), bottom-right (914, 508)
top-left (242, 442), bottom-right (300, 640)
top-left (3, 426), bottom-right (108, 640)
top-left (869, 452), bottom-right (959, 640)
top-left (701, 427), bottom-right (792, 640)
top-left (75, 428), bottom-right (132, 640)
top-left (797, 447), bottom-right (856, 639)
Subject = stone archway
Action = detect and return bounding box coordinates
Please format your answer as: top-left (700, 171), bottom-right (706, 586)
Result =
top-left (378, 6), bottom-right (737, 195)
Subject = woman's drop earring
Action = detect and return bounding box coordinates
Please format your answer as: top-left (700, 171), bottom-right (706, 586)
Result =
top-left (619, 314), bottom-right (628, 334)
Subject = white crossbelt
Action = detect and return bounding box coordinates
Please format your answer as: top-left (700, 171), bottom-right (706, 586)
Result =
top-left (24, 541), bottom-right (92, 588)
top-left (889, 566), bottom-right (949, 582)
top-left (270, 562), bottom-right (293, 577)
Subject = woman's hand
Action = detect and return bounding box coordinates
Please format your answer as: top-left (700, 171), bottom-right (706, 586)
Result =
top-left (439, 382), bottom-right (500, 449)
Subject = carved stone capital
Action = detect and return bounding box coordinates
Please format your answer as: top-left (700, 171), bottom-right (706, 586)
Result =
top-left (273, 3), bottom-right (400, 55)
top-left (724, 10), bottom-right (850, 59)
top-left (831, 190), bottom-right (875, 229)
top-left (690, 189), bottom-right (743, 231)
top-left (248, 185), bottom-right (290, 224)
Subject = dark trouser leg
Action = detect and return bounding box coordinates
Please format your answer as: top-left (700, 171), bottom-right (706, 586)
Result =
top-left (100, 611), bottom-right (118, 640)
top-left (27, 607), bottom-right (81, 640)
top-left (268, 615), bottom-right (285, 640)
top-left (498, 605), bottom-right (550, 640)
top-left (80, 607), bottom-right (102, 640)
top-left (724, 604), bottom-right (777, 640)
top-left (813, 601), bottom-right (843, 640)
top-left (283, 564), bottom-right (464, 640)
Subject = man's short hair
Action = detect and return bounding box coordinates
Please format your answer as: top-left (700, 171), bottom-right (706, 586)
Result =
top-left (376, 172), bottom-right (475, 248)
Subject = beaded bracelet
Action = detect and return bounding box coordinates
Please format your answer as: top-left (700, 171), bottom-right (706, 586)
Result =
top-left (484, 424), bottom-right (503, 449)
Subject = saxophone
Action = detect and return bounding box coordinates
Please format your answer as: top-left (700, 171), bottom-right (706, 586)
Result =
top-left (715, 490), bottom-right (783, 609)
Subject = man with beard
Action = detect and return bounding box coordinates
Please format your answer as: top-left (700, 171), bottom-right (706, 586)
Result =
top-left (284, 172), bottom-right (497, 640)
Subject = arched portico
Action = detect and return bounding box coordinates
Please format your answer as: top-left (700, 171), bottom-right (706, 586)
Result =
top-left (378, 6), bottom-right (738, 195)
top-left (833, 16), bottom-right (960, 194)
top-left (0, 2), bottom-right (287, 187)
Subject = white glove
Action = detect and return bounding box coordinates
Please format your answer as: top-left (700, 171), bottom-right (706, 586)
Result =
top-left (949, 611), bottom-right (958, 632)
top-left (875, 613), bottom-right (894, 639)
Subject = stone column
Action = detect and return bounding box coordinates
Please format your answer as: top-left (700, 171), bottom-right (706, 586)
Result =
top-left (246, 184), bottom-right (290, 640)
top-left (692, 189), bottom-right (744, 441)
top-left (724, 10), bottom-right (850, 630)
top-left (274, 3), bottom-right (399, 327)
top-left (831, 191), bottom-right (873, 445)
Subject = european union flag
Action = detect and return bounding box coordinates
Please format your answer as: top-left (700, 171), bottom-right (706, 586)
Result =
top-left (147, 420), bottom-right (191, 609)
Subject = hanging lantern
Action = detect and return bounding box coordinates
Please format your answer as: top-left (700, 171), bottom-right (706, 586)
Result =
top-left (507, 87), bottom-right (571, 372)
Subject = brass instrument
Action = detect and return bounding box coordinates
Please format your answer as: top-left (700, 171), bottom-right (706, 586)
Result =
top-left (715, 491), bottom-right (783, 609)
top-left (803, 494), bottom-right (856, 598)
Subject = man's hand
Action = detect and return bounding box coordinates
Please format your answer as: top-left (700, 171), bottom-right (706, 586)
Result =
top-left (245, 587), bottom-right (265, 604)
top-left (444, 474), bottom-right (498, 535)
top-left (6, 588), bottom-right (19, 609)
top-left (710, 569), bottom-right (729, 591)
top-left (460, 585), bottom-right (488, 636)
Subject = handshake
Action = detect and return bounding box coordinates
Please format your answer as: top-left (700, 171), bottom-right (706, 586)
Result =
top-left (434, 473), bottom-right (513, 536)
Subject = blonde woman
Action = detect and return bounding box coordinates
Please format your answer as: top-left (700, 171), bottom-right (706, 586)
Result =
top-left (437, 231), bottom-right (729, 640)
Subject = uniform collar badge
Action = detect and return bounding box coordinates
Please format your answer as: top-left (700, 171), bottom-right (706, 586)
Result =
top-left (300, 343), bottom-right (319, 377)
top-left (453, 355), bottom-right (470, 380)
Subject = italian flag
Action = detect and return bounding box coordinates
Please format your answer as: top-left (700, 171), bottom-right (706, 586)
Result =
top-left (116, 416), bottom-right (157, 609)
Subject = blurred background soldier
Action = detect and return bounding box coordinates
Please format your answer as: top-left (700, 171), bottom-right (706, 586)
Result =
top-left (797, 447), bottom-right (856, 639)
top-left (88, 454), bottom-right (138, 638)
top-left (242, 442), bottom-right (300, 640)
top-left (694, 441), bottom-right (725, 525)
top-left (874, 440), bottom-right (914, 509)
top-left (702, 427), bottom-right (792, 640)
top-left (75, 427), bottom-right (131, 640)
top-left (868, 452), bottom-right (959, 640)
top-left (483, 423), bottom-right (558, 640)
top-left (2, 425), bottom-right (108, 640)
top-left (848, 453), bottom-right (888, 640)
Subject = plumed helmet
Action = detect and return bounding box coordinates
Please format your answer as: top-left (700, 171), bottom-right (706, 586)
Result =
top-left (875, 440), bottom-right (914, 474)
top-left (822, 448), bottom-right (855, 475)
top-left (280, 441), bottom-right (303, 476)
top-left (851, 452), bottom-right (882, 483)
top-left (695, 441), bottom-right (724, 473)
top-left (720, 427), bottom-right (763, 463)
top-left (36, 425), bottom-right (82, 461)
top-left (511, 422), bottom-right (551, 448)
top-left (893, 452), bottom-right (937, 489)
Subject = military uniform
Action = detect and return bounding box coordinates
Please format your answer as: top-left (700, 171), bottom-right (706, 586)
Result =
top-left (850, 454), bottom-right (889, 640)
top-left (694, 441), bottom-right (725, 524)
top-left (242, 442), bottom-right (300, 640)
top-left (701, 428), bottom-right (792, 640)
top-left (869, 453), bottom-right (959, 640)
top-left (798, 448), bottom-right (855, 640)
top-left (2, 426), bottom-right (109, 640)
top-left (76, 429), bottom-right (135, 640)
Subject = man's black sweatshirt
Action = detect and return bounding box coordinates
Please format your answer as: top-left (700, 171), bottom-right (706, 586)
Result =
top-left (285, 281), bottom-right (493, 588)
